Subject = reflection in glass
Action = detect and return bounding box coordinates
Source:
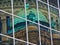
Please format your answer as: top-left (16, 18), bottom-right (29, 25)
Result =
top-left (27, 22), bottom-right (39, 45)
top-left (15, 40), bottom-right (27, 45)
top-left (52, 30), bottom-right (60, 45)
top-left (0, 17), bottom-right (2, 33)
top-left (0, 0), bottom-right (12, 13)
top-left (41, 0), bottom-right (47, 3)
top-left (14, 17), bottom-right (27, 41)
top-left (50, 6), bottom-right (60, 31)
top-left (6, 16), bottom-right (11, 33)
top-left (26, 0), bottom-right (38, 23)
top-left (40, 26), bottom-right (51, 45)
top-left (0, 36), bottom-right (13, 45)
top-left (13, 0), bottom-right (25, 18)
top-left (0, 12), bottom-right (13, 37)
top-left (49, 0), bottom-right (58, 7)
top-left (59, 0), bottom-right (60, 8)
top-left (38, 1), bottom-right (49, 27)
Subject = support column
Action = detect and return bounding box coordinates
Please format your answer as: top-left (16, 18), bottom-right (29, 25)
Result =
top-left (2, 16), bottom-right (7, 41)
top-left (2, 16), bottom-right (7, 34)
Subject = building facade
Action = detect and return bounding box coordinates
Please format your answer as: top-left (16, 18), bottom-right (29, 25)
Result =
top-left (0, 0), bottom-right (60, 45)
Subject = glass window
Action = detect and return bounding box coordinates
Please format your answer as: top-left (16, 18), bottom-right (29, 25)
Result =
top-left (52, 30), bottom-right (60, 45)
top-left (41, 0), bottom-right (47, 3)
top-left (0, 0), bottom-right (12, 13)
top-left (40, 26), bottom-right (51, 45)
top-left (50, 6), bottom-right (60, 31)
top-left (15, 40), bottom-right (27, 45)
top-left (13, 0), bottom-right (25, 18)
top-left (27, 21), bottom-right (39, 45)
top-left (26, 0), bottom-right (38, 23)
top-left (0, 11), bottom-right (13, 37)
top-left (59, 0), bottom-right (60, 8)
top-left (0, 35), bottom-right (13, 45)
top-left (49, 0), bottom-right (58, 7)
top-left (14, 16), bottom-right (27, 41)
top-left (38, 1), bottom-right (50, 27)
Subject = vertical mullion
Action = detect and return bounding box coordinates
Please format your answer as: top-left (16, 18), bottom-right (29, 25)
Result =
top-left (24, 0), bottom-right (29, 45)
top-left (57, 0), bottom-right (60, 23)
top-left (47, 0), bottom-right (53, 45)
top-left (11, 0), bottom-right (15, 45)
top-left (57, 0), bottom-right (59, 8)
top-left (36, 0), bottom-right (41, 45)
top-left (57, 0), bottom-right (60, 32)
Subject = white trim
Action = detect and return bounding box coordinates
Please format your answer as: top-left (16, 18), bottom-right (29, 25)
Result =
top-left (24, 0), bottom-right (29, 45)
top-left (11, 0), bottom-right (15, 45)
top-left (37, 0), bottom-right (41, 45)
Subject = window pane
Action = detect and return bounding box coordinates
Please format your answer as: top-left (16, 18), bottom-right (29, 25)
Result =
top-left (26, 0), bottom-right (38, 23)
top-left (38, 1), bottom-right (49, 27)
top-left (15, 40), bottom-right (27, 45)
top-left (49, 0), bottom-right (58, 7)
top-left (59, 0), bottom-right (60, 8)
top-left (52, 30), bottom-right (60, 45)
top-left (0, 11), bottom-right (13, 37)
top-left (14, 16), bottom-right (27, 41)
top-left (27, 21), bottom-right (39, 45)
top-left (13, 0), bottom-right (25, 18)
top-left (41, 0), bottom-right (47, 3)
top-left (0, 35), bottom-right (13, 45)
top-left (40, 26), bottom-right (51, 45)
top-left (50, 6), bottom-right (60, 31)
top-left (0, 0), bottom-right (12, 13)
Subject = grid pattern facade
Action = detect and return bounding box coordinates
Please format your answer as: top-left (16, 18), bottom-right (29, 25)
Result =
top-left (0, 0), bottom-right (60, 45)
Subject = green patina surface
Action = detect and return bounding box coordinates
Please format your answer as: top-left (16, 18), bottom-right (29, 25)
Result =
top-left (14, 3), bottom-right (48, 24)
top-left (8, 5), bottom-right (49, 34)
top-left (14, 8), bottom-right (48, 24)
